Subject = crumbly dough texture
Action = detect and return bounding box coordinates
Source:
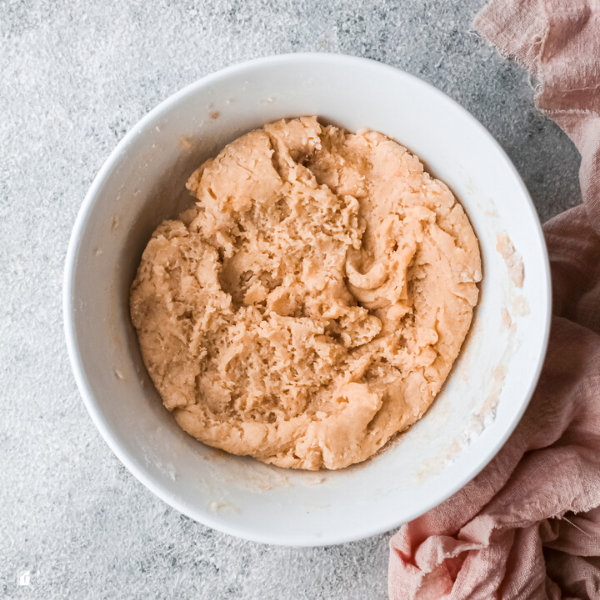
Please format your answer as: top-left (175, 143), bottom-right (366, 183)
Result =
top-left (131, 117), bottom-right (482, 470)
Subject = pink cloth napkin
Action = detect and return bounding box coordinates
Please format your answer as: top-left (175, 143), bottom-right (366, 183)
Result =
top-left (388, 1), bottom-right (600, 598)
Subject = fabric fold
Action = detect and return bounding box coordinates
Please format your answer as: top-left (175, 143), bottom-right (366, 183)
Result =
top-left (389, 1), bottom-right (600, 597)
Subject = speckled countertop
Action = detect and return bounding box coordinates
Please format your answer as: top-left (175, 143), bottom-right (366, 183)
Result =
top-left (0, 1), bottom-right (580, 598)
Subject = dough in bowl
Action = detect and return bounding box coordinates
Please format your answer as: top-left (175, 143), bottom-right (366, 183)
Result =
top-left (130, 116), bottom-right (482, 470)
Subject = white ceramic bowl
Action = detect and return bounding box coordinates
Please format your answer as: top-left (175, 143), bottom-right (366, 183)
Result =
top-left (64, 54), bottom-right (551, 546)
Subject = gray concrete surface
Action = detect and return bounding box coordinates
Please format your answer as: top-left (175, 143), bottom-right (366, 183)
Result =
top-left (0, 0), bottom-right (581, 598)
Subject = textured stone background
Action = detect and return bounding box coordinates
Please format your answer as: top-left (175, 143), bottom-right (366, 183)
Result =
top-left (0, 0), bottom-right (581, 598)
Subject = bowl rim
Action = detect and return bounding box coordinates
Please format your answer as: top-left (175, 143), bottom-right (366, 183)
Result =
top-left (63, 52), bottom-right (552, 546)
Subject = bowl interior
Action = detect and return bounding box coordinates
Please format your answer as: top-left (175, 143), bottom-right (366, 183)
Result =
top-left (64, 54), bottom-right (550, 546)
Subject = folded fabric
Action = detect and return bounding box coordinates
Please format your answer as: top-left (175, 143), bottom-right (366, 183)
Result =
top-left (388, 1), bottom-right (600, 598)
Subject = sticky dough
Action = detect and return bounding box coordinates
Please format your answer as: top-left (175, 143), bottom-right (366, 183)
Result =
top-left (130, 117), bottom-right (482, 470)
